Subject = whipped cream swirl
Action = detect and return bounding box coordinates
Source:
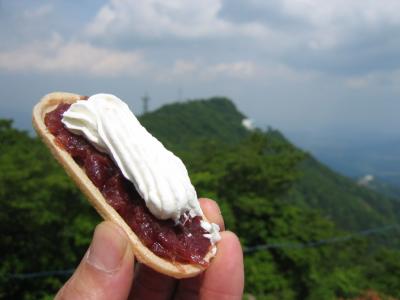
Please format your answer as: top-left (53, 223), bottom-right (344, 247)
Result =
top-left (62, 94), bottom-right (220, 244)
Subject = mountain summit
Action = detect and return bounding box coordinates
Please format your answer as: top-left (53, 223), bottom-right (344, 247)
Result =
top-left (140, 97), bottom-right (400, 231)
top-left (140, 97), bottom-right (249, 150)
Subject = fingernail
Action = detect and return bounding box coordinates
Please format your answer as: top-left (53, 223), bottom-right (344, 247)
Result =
top-left (87, 222), bottom-right (128, 273)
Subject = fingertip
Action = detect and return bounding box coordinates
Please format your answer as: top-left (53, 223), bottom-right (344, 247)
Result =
top-left (215, 231), bottom-right (243, 268)
top-left (97, 220), bottom-right (125, 235)
top-left (174, 231), bottom-right (244, 299)
top-left (199, 198), bottom-right (219, 212)
top-left (55, 221), bottom-right (135, 300)
top-left (97, 221), bottom-right (131, 245)
top-left (199, 198), bottom-right (225, 230)
top-left (99, 221), bottom-right (135, 261)
top-left (103, 221), bottom-right (135, 269)
top-left (198, 231), bottom-right (244, 298)
top-left (220, 230), bottom-right (242, 250)
top-left (87, 221), bottom-right (132, 273)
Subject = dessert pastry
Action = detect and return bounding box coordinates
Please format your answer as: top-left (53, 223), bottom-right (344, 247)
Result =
top-left (33, 92), bottom-right (220, 278)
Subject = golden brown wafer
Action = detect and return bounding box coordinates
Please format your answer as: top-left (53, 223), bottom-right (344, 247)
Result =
top-left (33, 92), bottom-right (215, 278)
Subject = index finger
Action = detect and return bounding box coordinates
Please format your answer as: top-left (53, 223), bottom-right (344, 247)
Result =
top-left (174, 231), bottom-right (244, 299)
top-left (129, 198), bottom-right (225, 300)
top-left (199, 198), bottom-right (225, 231)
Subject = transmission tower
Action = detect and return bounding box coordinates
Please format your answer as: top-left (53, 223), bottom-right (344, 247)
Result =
top-left (142, 93), bottom-right (149, 114)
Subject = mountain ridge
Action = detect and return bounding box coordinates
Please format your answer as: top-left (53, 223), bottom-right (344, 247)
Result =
top-left (140, 97), bottom-right (248, 151)
top-left (2, 99), bottom-right (400, 299)
top-left (139, 97), bottom-right (400, 232)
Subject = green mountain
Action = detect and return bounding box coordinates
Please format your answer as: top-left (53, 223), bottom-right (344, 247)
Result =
top-left (140, 98), bottom-right (400, 233)
top-left (2, 98), bottom-right (400, 299)
top-left (288, 156), bottom-right (400, 231)
top-left (138, 98), bottom-right (400, 298)
top-left (140, 97), bottom-right (248, 151)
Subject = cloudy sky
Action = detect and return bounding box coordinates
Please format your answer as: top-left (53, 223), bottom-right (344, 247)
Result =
top-left (1, 0), bottom-right (400, 148)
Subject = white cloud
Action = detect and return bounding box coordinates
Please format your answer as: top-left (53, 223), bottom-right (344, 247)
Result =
top-left (345, 69), bottom-right (400, 89)
top-left (85, 0), bottom-right (269, 39)
top-left (3, 0), bottom-right (400, 80)
top-left (154, 59), bottom-right (260, 82)
top-left (0, 34), bottom-right (146, 76)
top-left (86, 0), bottom-right (400, 51)
top-left (24, 4), bottom-right (53, 18)
top-left (82, 0), bottom-right (400, 77)
top-left (171, 59), bottom-right (199, 76)
top-left (205, 61), bottom-right (257, 79)
top-left (153, 58), bottom-right (321, 84)
top-left (281, 0), bottom-right (400, 50)
top-left (282, 0), bottom-right (400, 27)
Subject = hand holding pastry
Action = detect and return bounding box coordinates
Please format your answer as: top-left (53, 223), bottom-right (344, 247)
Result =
top-left (33, 92), bottom-right (221, 278)
top-left (55, 199), bottom-right (244, 300)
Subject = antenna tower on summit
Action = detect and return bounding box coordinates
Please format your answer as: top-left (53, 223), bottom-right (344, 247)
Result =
top-left (142, 93), bottom-right (150, 114)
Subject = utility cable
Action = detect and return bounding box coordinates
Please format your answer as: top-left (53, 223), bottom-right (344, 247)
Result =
top-left (6, 224), bottom-right (400, 279)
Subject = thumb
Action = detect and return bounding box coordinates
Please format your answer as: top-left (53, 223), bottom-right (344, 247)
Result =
top-left (55, 221), bottom-right (134, 300)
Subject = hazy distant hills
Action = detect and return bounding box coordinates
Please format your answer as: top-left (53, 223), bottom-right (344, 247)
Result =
top-left (291, 133), bottom-right (400, 189)
top-left (357, 175), bottom-right (400, 200)
top-left (288, 156), bottom-right (400, 230)
top-left (140, 98), bottom-right (400, 232)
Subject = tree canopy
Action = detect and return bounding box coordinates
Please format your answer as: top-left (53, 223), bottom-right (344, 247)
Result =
top-left (1, 97), bottom-right (400, 299)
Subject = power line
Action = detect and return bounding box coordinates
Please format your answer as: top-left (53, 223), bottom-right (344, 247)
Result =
top-left (8, 269), bottom-right (74, 279)
top-left (243, 224), bottom-right (400, 253)
top-left (6, 224), bottom-right (400, 279)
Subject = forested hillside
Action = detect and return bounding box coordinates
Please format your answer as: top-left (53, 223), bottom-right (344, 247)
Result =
top-left (140, 98), bottom-right (400, 233)
top-left (0, 120), bottom-right (99, 299)
top-left (139, 97), bottom-right (248, 151)
top-left (361, 177), bottom-right (400, 200)
top-left (1, 98), bottom-right (400, 299)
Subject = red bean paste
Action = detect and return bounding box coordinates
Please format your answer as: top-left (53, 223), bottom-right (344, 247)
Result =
top-left (45, 103), bottom-right (211, 265)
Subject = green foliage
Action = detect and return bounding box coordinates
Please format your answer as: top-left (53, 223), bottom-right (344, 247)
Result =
top-left (363, 248), bottom-right (400, 298)
top-left (139, 98), bottom-right (400, 299)
top-left (139, 97), bottom-right (249, 151)
top-left (0, 120), bottom-right (99, 299)
top-left (245, 251), bottom-right (295, 300)
top-left (140, 98), bottom-right (400, 233)
top-left (288, 156), bottom-right (400, 231)
top-left (2, 97), bottom-right (400, 299)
